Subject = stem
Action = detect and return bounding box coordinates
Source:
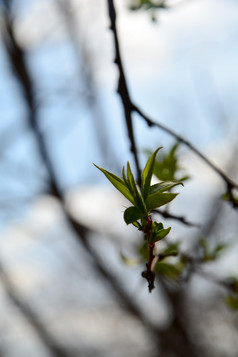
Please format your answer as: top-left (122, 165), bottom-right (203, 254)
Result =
top-left (132, 104), bottom-right (238, 192)
top-left (142, 216), bottom-right (156, 292)
top-left (107, 0), bottom-right (141, 183)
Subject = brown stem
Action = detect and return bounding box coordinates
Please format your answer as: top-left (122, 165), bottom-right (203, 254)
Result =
top-left (141, 216), bottom-right (156, 292)
top-left (107, 0), bottom-right (141, 183)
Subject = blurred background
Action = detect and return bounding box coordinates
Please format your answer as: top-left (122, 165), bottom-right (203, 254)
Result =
top-left (0, 0), bottom-right (238, 356)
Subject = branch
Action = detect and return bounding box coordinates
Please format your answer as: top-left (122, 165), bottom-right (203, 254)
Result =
top-left (132, 104), bottom-right (238, 206)
top-left (154, 209), bottom-right (200, 228)
top-left (107, 0), bottom-right (141, 183)
top-left (0, 262), bottom-right (72, 357)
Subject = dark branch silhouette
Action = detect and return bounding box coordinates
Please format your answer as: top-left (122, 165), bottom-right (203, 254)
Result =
top-left (154, 208), bottom-right (201, 228)
top-left (133, 104), bottom-right (238, 202)
top-left (107, 0), bottom-right (141, 183)
top-left (0, 262), bottom-right (72, 357)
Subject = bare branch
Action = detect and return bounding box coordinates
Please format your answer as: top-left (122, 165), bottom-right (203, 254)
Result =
top-left (0, 262), bottom-right (72, 357)
top-left (154, 209), bottom-right (201, 228)
top-left (132, 104), bottom-right (238, 206)
top-left (107, 0), bottom-right (141, 183)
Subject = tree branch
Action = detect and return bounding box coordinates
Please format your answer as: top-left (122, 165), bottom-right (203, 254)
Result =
top-left (0, 262), bottom-right (72, 357)
top-left (107, 0), bottom-right (141, 183)
top-left (154, 209), bottom-right (201, 228)
top-left (132, 104), bottom-right (238, 190)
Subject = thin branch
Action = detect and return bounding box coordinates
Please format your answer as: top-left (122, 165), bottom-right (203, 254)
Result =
top-left (132, 104), bottom-right (238, 203)
top-left (107, 0), bottom-right (141, 183)
top-left (154, 209), bottom-right (201, 228)
top-left (0, 262), bottom-right (72, 357)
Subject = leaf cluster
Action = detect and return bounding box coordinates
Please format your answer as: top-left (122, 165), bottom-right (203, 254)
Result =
top-left (94, 147), bottom-right (183, 230)
top-left (199, 238), bottom-right (227, 262)
top-left (146, 142), bottom-right (189, 183)
top-left (128, 0), bottom-right (167, 11)
top-left (94, 147), bottom-right (183, 291)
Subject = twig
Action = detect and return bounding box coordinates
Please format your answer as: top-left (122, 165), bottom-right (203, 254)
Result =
top-left (132, 104), bottom-right (238, 207)
top-left (154, 208), bottom-right (200, 228)
top-left (107, 0), bottom-right (141, 183)
top-left (0, 262), bottom-right (72, 357)
top-left (132, 104), bottom-right (238, 190)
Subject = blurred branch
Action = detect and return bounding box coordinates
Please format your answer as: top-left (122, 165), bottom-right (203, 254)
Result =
top-left (0, 261), bottom-right (73, 357)
top-left (133, 104), bottom-right (238, 205)
top-left (150, 276), bottom-right (201, 357)
top-left (154, 208), bottom-right (201, 228)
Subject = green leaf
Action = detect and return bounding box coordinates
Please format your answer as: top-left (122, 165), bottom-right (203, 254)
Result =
top-left (161, 243), bottom-right (179, 257)
top-left (154, 262), bottom-right (181, 278)
top-left (151, 227), bottom-right (171, 244)
top-left (94, 164), bottom-right (135, 205)
top-left (139, 241), bottom-right (149, 260)
top-left (145, 192), bottom-right (178, 212)
top-left (124, 206), bottom-right (145, 225)
top-left (122, 166), bottom-right (130, 190)
top-left (153, 222), bottom-right (163, 231)
top-left (141, 147), bottom-right (163, 200)
top-left (199, 238), bottom-right (227, 261)
top-left (225, 295), bottom-right (238, 310)
top-left (156, 226), bottom-right (171, 239)
top-left (132, 221), bottom-right (141, 229)
top-left (150, 181), bottom-right (183, 194)
top-left (126, 162), bottom-right (146, 213)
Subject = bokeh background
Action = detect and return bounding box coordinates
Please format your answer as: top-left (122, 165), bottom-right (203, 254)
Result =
top-left (0, 0), bottom-right (238, 356)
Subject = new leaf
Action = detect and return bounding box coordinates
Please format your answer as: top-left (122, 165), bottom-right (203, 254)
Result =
top-left (93, 164), bottom-right (135, 205)
top-left (141, 147), bottom-right (162, 200)
top-left (124, 206), bottom-right (145, 225)
top-left (145, 192), bottom-right (178, 211)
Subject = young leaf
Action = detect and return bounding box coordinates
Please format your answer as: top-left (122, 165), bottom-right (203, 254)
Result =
top-left (225, 295), bottom-right (238, 310)
top-left (132, 221), bottom-right (142, 229)
top-left (126, 162), bottom-right (146, 213)
top-left (154, 262), bottom-right (182, 278)
top-left (139, 241), bottom-right (149, 260)
top-left (145, 192), bottom-right (178, 212)
top-left (94, 164), bottom-right (135, 205)
top-left (153, 222), bottom-right (163, 231)
top-left (141, 147), bottom-right (163, 200)
top-left (151, 226), bottom-right (171, 244)
top-left (150, 181), bottom-right (183, 195)
top-left (122, 166), bottom-right (129, 188)
top-left (124, 206), bottom-right (145, 225)
top-left (161, 243), bottom-right (179, 257)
